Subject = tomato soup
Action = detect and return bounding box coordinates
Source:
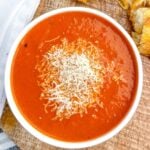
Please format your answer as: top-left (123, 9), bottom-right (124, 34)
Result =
top-left (11, 12), bottom-right (137, 142)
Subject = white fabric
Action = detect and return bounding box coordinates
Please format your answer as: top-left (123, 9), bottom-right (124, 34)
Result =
top-left (0, 0), bottom-right (40, 117)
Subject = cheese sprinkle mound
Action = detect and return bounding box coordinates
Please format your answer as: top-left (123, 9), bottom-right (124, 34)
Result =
top-left (36, 38), bottom-right (105, 120)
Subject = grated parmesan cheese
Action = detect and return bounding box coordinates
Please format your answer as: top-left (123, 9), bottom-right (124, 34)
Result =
top-left (35, 38), bottom-right (125, 121)
top-left (36, 38), bottom-right (105, 120)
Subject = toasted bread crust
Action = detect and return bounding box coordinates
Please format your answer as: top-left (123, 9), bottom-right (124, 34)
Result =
top-left (118, 0), bottom-right (150, 55)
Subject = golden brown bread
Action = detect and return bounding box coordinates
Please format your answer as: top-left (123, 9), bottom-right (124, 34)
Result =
top-left (132, 32), bottom-right (141, 45)
top-left (118, 0), bottom-right (150, 55)
top-left (76, 0), bottom-right (89, 3)
top-left (118, 0), bottom-right (133, 9)
top-left (139, 18), bottom-right (150, 55)
top-left (118, 0), bottom-right (150, 9)
top-left (131, 0), bottom-right (148, 10)
top-left (131, 7), bottom-right (150, 33)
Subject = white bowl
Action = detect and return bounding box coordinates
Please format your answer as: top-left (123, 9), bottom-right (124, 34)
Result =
top-left (5, 7), bottom-right (143, 149)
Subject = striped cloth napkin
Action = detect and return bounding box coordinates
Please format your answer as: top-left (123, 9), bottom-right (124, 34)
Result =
top-left (0, 0), bottom-right (40, 149)
top-left (0, 129), bottom-right (20, 150)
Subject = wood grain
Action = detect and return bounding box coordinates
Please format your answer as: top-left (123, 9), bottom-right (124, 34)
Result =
top-left (1, 0), bottom-right (150, 149)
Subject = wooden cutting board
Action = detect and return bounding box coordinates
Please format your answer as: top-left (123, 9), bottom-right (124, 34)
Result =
top-left (1, 0), bottom-right (150, 149)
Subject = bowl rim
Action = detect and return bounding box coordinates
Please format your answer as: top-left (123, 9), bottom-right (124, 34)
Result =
top-left (5, 7), bottom-right (143, 149)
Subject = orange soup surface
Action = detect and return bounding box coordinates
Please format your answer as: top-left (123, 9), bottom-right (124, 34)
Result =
top-left (11, 12), bottom-right (137, 142)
